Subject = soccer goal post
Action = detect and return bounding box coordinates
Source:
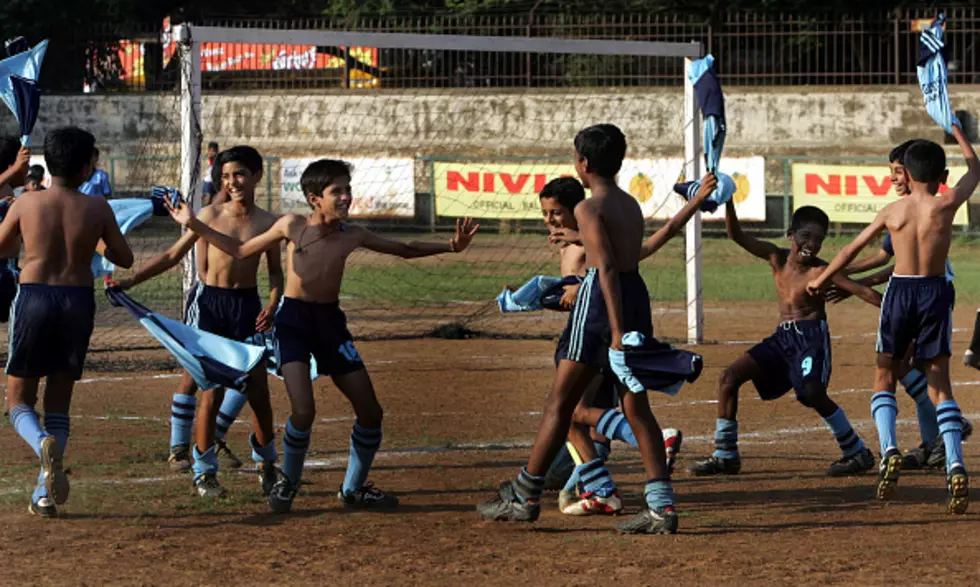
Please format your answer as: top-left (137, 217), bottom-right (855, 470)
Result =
top-left (172, 24), bottom-right (705, 344)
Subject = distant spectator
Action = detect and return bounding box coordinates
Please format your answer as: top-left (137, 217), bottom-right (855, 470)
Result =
top-left (202, 141), bottom-right (219, 198)
top-left (79, 147), bottom-right (111, 197)
top-left (24, 165), bottom-right (45, 192)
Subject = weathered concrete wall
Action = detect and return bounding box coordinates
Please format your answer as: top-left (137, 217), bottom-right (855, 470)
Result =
top-left (2, 86), bottom-right (973, 195)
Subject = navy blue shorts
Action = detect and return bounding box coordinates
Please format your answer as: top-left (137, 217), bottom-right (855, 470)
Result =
top-left (6, 284), bottom-right (95, 380)
top-left (555, 269), bottom-right (653, 368)
top-left (185, 284), bottom-right (261, 342)
top-left (877, 275), bottom-right (954, 361)
top-left (274, 298), bottom-right (364, 378)
top-left (747, 320), bottom-right (831, 401)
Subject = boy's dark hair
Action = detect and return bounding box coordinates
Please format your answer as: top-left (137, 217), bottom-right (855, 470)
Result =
top-left (574, 124), bottom-right (627, 178)
top-left (26, 165), bottom-right (44, 182)
top-left (215, 145), bottom-right (263, 175)
top-left (211, 151), bottom-right (225, 186)
top-left (93, 147), bottom-right (100, 158)
top-left (790, 205), bottom-right (829, 234)
top-left (208, 141), bottom-right (219, 151)
top-left (44, 127), bottom-right (96, 179)
top-left (0, 136), bottom-right (20, 170)
top-left (903, 139), bottom-right (947, 183)
top-left (301, 159), bottom-right (353, 199)
top-left (888, 139), bottom-right (918, 164)
top-left (539, 177), bottom-right (585, 211)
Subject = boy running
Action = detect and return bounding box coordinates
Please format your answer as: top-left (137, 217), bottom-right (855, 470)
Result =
top-left (478, 124), bottom-right (690, 534)
top-left (808, 124), bottom-right (980, 514)
top-left (164, 158), bottom-right (478, 513)
top-left (110, 146), bottom-right (281, 497)
top-left (689, 204), bottom-right (881, 478)
top-left (829, 140), bottom-right (971, 471)
top-left (0, 127), bottom-right (133, 517)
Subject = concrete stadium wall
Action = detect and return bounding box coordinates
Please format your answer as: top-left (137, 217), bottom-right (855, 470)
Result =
top-left (3, 85), bottom-right (975, 197)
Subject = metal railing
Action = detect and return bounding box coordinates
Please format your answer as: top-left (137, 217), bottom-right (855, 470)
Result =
top-left (35, 8), bottom-right (980, 93)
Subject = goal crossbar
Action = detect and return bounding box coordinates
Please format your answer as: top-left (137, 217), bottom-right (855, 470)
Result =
top-left (174, 24), bottom-right (705, 344)
top-left (177, 25), bottom-right (702, 58)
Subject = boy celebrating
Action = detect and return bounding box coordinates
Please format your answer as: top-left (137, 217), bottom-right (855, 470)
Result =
top-left (478, 124), bottom-right (691, 534)
top-left (689, 204), bottom-right (881, 478)
top-left (808, 126), bottom-right (980, 514)
top-left (0, 138), bottom-right (29, 198)
top-left (111, 146), bottom-right (282, 498)
top-left (0, 127), bottom-right (133, 517)
top-left (164, 158), bottom-right (478, 513)
top-left (79, 147), bottom-right (111, 198)
top-left (831, 140), bottom-right (971, 471)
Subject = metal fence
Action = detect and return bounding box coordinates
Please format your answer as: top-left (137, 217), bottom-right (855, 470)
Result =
top-left (39, 8), bottom-right (980, 93)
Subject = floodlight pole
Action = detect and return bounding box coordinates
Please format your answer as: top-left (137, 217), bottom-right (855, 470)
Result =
top-left (683, 54), bottom-right (704, 345)
top-left (176, 24), bottom-right (202, 309)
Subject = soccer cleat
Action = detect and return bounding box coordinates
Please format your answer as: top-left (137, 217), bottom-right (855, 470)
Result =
top-left (215, 439), bottom-right (243, 469)
top-left (616, 507), bottom-right (678, 534)
top-left (476, 481), bottom-right (541, 522)
top-left (560, 490), bottom-right (623, 516)
top-left (947, 465), bottom-right (969, 515)
top-left (168, 444), bottom-right (192, 473)
top-left (258, 461), bottom-right (280, 496)
top-left (875, 449), bottom-right (903, 501)
top-left (194, 473), bottom-right (227, 498)
top-left (268, 476), bottom-right (298, 514)
top-left (40, 435), bottom-right (69, 505)
top-left (827, 447), bottom-right (875, 477)
top-left (927, 438), bottom-right (946, 470)
top-left (901, 443), bottom-right (931, 470)
top-left (687, 455), bottom-right (741, 476)
top-left (964, 349), bottom-right (980, 371)
top-left (28, 496), bottom-right (57, 518)
top-left (663, 428), bottom-right (683, 475)
top-left (557, 489), bottom-right (577, 512)
top-left (963, 417), bottom-right (974, 442)
top-left (338, 482), bottom-right (399, 509)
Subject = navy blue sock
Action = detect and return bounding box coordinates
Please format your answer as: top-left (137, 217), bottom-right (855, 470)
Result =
top-left (871, 392), bottom-right (898, 455)
top-left (341, 423), bottom-right (382, 496)
top-left (938, 400), bottom-right (965, 472)
top-left (250, 433), bottom-right (278, 464)
top-left (281, 418), bottom-right (311, 485)
top-left (712, 418), bottom-right (738, 459)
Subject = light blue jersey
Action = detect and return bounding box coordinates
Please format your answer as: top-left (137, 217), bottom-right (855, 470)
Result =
top-left (79, 169), bottom-right (111, 197)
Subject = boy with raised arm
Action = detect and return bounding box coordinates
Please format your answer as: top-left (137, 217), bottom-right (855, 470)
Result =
top-left (688, 204), bottom-right (880, 478)
top-left (0, 127), bottom-right (133, 518)
top-left (478, 124), bottom-right (695, 534)
top-left (165, 159), bottom-right (478, 513)
top-left (808, 125), bottom-right (980, 514)
top-left (830, 140), bottom-right (971, 471)
top-left (111, 146), bottom-right (282, 498)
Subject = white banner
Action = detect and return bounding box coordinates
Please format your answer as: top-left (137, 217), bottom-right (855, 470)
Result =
top-left (280, 157), bottom-right (415, 217)
top-left (619, 156), bottom-right (766, 221)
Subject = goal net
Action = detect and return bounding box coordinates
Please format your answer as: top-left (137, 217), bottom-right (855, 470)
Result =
top-left (78, 23), bottom-right (709, 361)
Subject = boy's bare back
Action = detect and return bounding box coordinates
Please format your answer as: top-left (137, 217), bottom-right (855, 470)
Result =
top-left (6, 185), bottom-right (120, 286)
top-left (882, 195), bottom-right (957, 278)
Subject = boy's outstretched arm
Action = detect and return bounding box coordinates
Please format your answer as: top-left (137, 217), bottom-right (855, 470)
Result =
top-left (842, 248), bottom-right (892, 275)
top-left (828, 272), bottom-right (883, 307)
top-left (359, 218), bottom-right (478, 258)
top-left (575, 202), bottom-right (625, 348)
top-left (943, 124), bottom-right (980, 209)
top-left (725, 200), bottom-right (780, 264)
top-left (640, 173), bottom-right (717, 260)
top-left (807, 211), bottom-right (888, 295)
top-left (166, 198), bottom-right (288, 259)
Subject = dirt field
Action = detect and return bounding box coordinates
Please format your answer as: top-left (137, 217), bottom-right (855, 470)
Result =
top-left (2, 301), bottom-right (980, 585)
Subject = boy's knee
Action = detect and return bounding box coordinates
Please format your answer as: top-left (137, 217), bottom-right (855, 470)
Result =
top-left (291, 407), bottom-right (316, 430)
top-left (718, 367), bottom-right (743, 394)
top-left (356, 403), bottom-right (383, 429)
top-left (797, 384), bottom-right (828, 409)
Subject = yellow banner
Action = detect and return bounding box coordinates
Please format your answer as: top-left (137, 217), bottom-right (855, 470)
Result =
top-left (791, 163), bottom-right (969, 225)
top-left (434, 161), bottom-right (573, 219)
